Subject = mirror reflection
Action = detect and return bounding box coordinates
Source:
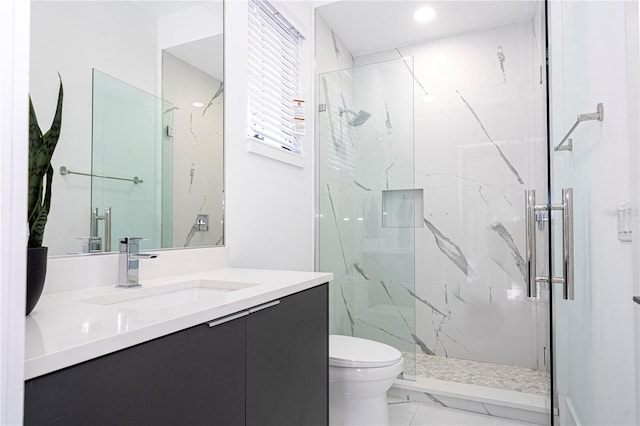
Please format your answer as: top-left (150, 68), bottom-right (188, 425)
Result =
top-left (29, 0), bottom-right (224, 256)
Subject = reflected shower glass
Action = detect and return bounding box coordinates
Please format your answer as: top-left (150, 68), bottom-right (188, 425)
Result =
top-left (91, 69), bottom-right (167, 252)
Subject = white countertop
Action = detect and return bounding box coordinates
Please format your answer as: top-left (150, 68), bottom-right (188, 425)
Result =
top-left (25, 268), bottom-right (332, 380)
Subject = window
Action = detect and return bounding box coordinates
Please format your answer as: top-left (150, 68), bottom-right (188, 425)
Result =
top-left (248, 0), bottom-right (303, 154)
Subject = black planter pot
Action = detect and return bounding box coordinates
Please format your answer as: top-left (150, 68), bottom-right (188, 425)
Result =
top-left (26, 246), bottom-right (48, 315)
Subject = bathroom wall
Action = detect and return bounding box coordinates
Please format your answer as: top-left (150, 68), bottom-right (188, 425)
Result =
top-left (224, 0), bottom-right (315, 271)
top-left (30, 2), bottom-right (158, 255)
top-left (0, 0), bottom-right (29, 421)
top-left (634, 1), bottom-right (640, 416)
top-left (549, 1), bottom-right (639, 424)
top-left (322, 19), bottom-right (548, 369)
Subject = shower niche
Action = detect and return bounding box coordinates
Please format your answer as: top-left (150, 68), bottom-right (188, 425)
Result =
top-left (381, 189), bottom-right (424, 229)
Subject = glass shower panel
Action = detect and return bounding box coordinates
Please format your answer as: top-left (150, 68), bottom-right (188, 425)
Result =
top-left (91, 69), bottom-right (167, 251)
top-left (318, 58), bottom-right (416, 378)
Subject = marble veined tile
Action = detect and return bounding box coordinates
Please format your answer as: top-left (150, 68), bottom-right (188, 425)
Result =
top-left (409, 404), bottom-right (536, 426)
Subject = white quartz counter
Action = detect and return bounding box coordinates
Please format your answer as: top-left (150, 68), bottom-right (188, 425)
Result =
top-left (25, 267), bottom-right (332, 380)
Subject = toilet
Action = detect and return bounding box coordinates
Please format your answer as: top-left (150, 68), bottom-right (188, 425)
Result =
top-left (329, 335), bottom-right (404, 426)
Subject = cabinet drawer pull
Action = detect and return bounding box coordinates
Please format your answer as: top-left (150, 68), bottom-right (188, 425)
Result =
top-left (208, 310), bottom-right (249, 328)
top-left (249, 300), bottom-right (280, 314)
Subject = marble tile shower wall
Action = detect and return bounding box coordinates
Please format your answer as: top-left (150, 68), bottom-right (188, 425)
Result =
top-left (163, 52), bottom-right (224, 248)
top-left (320, 18), bottom-right (548, 371)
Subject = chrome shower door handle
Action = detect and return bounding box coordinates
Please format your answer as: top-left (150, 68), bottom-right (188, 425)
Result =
top-left (561, 188), bottom-right (574, 300)
top-left (525, 190), bottom-right (538, 297)
top-left (524, 188), bottom-right (575, 301)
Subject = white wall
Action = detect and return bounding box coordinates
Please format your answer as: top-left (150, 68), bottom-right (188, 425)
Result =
top-left (550, 1), bottom-right (639, 424)
top-left (225, 0), bottom-right (315, 271)
top-left (0, 0), bottom-right (29, 422)
top-left (30, 2), bottom-right (158, 255)
top-left (630, 0), bottom-right (640, 417)
top-left (157, 3), bottom-right (223, 55)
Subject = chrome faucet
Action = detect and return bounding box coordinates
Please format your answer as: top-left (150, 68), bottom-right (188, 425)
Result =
top-left (117, 237), bottom-right (157, 288)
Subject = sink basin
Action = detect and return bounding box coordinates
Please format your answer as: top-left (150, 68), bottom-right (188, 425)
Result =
top-left (80, 279), bottom-right (259, 311)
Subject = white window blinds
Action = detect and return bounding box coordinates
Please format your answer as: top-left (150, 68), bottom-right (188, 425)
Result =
top-left (248, 0), bottom-right (303, 154)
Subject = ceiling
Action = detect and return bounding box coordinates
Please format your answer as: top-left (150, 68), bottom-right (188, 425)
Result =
top-left (166, 34), bottom-right (224, 81)
top-left (316, 1), bottom-right (538, 56)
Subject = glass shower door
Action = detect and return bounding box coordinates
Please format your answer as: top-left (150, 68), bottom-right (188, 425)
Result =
top-left (548, 1), bottom-right (638, 424)
top-left (318, 58), bottom-right (417, 378)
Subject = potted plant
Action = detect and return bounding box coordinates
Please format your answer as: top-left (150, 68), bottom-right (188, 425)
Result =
top-left (27, 75), bottom-right (63, 315)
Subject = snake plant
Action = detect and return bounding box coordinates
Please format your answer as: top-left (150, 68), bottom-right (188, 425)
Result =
top-left (28, 75), bottom-right (63, 248)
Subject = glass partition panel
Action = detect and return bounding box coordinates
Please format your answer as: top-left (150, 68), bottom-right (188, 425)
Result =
top-left (318, 58), bottom-right (416, 378)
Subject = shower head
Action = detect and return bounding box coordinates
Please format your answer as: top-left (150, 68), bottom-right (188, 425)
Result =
top-left (339, 108), bottom-right (371, 127)
top-left (348, 110), bottom-right (371, 127)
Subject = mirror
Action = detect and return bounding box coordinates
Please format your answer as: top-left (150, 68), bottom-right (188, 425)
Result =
top-left (29, 0), bottom-right (224, 256)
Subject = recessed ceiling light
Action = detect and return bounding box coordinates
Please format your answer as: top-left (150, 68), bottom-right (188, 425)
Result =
top-left (413, 6), bottom-right (436, 23)
top-left (192, 101), bottom-right (204, 108)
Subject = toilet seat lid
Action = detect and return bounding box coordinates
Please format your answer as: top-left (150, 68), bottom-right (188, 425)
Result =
top-left (329, 335), bottom-right (402, 368)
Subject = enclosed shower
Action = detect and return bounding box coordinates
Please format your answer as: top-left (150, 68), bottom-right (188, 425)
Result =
top-left (316, 1), bottom-right (551, 423)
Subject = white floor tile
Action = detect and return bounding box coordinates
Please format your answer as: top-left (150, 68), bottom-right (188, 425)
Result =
top-left (389, 399), bottom-right (419, 426)
top-left (408, 404), bottom-right (536, 426)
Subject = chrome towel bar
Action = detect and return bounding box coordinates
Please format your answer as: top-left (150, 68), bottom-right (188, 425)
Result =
top-left (59, 166), bottom-right (143, 184)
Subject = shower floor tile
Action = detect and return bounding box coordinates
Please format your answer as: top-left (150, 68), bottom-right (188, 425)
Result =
top-left (403, 353), bottom-right (550, 395)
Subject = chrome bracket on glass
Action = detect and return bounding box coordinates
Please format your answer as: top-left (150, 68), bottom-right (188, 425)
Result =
top-left (525, 189), bottom-right (574, 300)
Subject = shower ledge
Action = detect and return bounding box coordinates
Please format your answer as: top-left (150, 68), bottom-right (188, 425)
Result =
top-left (390, 376), bottom-right (550, 425)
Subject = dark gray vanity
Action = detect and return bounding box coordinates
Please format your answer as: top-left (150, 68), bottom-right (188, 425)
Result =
top-left (24, 284), bottom-right (328, 425)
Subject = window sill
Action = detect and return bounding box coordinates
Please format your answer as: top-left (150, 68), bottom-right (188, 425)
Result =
top-left (246, 138), bottom-right (304, 168)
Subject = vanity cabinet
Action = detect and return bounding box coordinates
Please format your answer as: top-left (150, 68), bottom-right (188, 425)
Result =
top-left (24, 283), bottom-right (328, 426)
top-left (246, 283), bottom-right (328, 426)
top-left (24, 313), bottom-right (247, 425)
